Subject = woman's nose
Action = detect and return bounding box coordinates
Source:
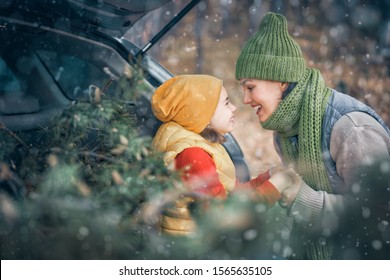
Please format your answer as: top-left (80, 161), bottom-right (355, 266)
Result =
top-left (243, 91), bottom-right (251, 104)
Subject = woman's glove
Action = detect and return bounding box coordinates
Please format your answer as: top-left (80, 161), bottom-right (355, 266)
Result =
top-left (268, 167), bottom-right (302, 208)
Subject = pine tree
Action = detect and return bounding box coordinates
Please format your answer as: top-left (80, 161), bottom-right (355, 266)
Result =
top-left (0, 68), bottom-right (182, 259)
top-left (0, 67), bottom-right (283, 260)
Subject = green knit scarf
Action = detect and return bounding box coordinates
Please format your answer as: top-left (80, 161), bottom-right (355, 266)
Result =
top-left (262, 68), bottom-right (333, 259)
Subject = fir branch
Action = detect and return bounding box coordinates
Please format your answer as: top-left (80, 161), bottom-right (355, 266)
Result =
top-left (0, 163), bottom-right (27, 196)
top-left (78, 151), bottom-right (118, 163)
top-left (0, 121), bottom-right (28, 148)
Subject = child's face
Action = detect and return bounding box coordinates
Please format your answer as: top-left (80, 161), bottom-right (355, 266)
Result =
top-left (239, 79), bottom-right (287, 123)
top-left (209, 86), bottom-right (236, 134)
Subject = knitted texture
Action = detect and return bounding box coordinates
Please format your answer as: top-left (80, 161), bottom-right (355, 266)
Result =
top-left (235, 12), bottom-right (306, 82)
top-left (152, 75), bottom-right (222, 133)
top-left (261, 68), bottom-right (333, 259)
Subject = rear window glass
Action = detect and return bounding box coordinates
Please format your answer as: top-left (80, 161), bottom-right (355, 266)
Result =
top-left (0, 57), bottom-right (22, 94)
top-left (36, 50), bottom-right (115, 100)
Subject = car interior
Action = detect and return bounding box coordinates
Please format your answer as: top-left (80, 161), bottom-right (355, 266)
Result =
top-left (0, 0), bottom-right (250, 183)
top-left (0, 21), bottom-right (163, 134)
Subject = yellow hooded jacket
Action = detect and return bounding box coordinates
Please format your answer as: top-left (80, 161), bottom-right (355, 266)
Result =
top-left (152, 121), bottom-right (236, 235)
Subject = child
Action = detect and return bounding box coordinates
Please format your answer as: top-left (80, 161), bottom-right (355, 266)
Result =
top-left (151, 74), bottom-right (291, 236)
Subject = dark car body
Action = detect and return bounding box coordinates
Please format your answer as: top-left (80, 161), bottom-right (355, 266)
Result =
top-left (0, 0), bottom-right (250, 182)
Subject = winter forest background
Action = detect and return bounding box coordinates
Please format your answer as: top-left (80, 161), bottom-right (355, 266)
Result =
top-left (1, 0), bottom-right (389, 260)
top-left (128, 0), bottom-right (390, 175)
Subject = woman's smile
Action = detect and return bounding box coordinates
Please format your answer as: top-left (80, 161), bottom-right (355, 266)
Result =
top-left (254, 105), bottom-right (262, 116)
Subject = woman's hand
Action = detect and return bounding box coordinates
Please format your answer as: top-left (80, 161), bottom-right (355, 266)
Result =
top-left (269, 167), bottom-right (302, 208)
top-left (268, 164), bottom-right (288, 176)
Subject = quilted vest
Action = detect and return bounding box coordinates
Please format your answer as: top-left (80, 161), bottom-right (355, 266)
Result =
top-left (152, 121), bottom-right (236, 192)
top-left (152, 121), bottom-right (237, 236)
top-left (275, 89), bottom-right (390, 194)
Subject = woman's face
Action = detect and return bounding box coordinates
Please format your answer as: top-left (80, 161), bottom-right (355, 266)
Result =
top-left (209, 86), bottom-right (236, 134)
top-left (239, 79), bottom-right (287, 122)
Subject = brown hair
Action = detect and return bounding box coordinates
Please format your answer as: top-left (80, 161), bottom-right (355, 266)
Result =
top-left (200, 126), bottom-right (226, 143)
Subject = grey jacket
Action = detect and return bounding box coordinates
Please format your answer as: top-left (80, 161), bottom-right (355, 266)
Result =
top-left (275, 89), bottom-right (390, 259)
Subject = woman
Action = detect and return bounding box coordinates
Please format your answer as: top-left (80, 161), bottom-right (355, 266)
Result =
top-left (151, 74), bottom-right (292, 236)
top-left (235, 12), bottom-right (390, 259)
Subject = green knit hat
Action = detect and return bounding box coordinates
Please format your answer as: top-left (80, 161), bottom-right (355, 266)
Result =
top-left (235, 12), bottom-right (306, 82)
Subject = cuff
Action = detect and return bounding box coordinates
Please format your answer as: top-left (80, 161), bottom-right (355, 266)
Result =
top-left (256, 170), bottom-right (271, 184)
top-left (234, 170), bottom-right (271, 191)
top-left (289, 183), bottom-right (324, 222)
